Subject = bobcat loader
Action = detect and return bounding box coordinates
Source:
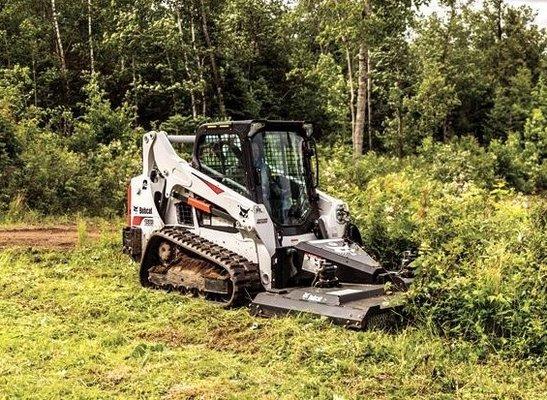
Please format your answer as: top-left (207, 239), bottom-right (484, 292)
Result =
top-left (123, 120), bottom-right (412, 329)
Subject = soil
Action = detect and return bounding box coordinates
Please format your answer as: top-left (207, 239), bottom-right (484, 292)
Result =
top-left (0, 225), bottom-right (101, 249)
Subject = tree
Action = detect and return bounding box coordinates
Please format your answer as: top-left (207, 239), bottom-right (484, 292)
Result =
top-left (199, 0), bottom-right (226, 117)
top-left (87, 0), bottom-right (95, 74)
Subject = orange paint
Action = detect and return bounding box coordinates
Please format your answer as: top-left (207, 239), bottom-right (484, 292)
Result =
top-left (188, 197), bottom-right (211, 213)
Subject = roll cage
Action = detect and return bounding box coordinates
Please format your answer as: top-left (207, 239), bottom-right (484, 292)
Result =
top-left (192, 120), bottom-right (319, 235)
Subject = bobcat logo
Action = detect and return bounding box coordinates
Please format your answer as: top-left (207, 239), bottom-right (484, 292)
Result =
top-left (302, 292), bottom-right (325, 303)
top-left (133, 206), bottom-right (153, 215)
top-left (326, 241), bottom-right (357, 256)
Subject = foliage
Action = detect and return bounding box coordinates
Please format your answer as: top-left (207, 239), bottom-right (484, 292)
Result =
top-left (0, 0), bottom-right (546, 158)
top-left (70, 76), bottom-right (136, 153)
top-left (321, 143), bottom-right (546, 360)
top-left (0, 66), bottom-right (33, 206)
top-left (0, 74), bottom-right (140, 216)
top-left (160, 114), bottom-right (212, 135)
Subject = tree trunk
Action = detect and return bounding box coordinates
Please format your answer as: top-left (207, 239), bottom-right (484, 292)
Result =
top-left (176, 6), bottom-right (197, 117)
top-left (50, 0), bottom-right (67, 76)
top-left (3, 34), bottom-right (10, 68)
top-left (32, 57), bottom-right (38, 106)
top-left (443, 117), bottom-right (449, 142)
top-left (165, 53), bottom-right (179, 112)
top-left (397, 103), bottom-right (403, 158)
top-left (185, 53), bottom-right (198, 118)
top-left (367, 49), bottom-right (372, 151)
top-left (344, 46), bottom-right (355, 136)
top-left (198, 0), bottom-right (226, 117)
top-left (32, 57), bottom-right (38, 107)
top-left (354, 43), bottom-right (367, 158)
top-left (191, 18), bottom-right (207, 115)
top-left (87, 0), bottom-right (95, 74)
top-left (496, 0), bottom-right (502, 41)
top-left (132, 55), bottom-right (138, 109)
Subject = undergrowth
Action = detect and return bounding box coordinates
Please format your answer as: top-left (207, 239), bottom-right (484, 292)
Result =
top-left (321, 144), bottom-right (547, 362)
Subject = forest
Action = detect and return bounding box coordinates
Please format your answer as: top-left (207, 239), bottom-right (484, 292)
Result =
top-left (0, 0), bottom-right (545, 215)
top-left (0, 0), bottom-right (546, 398)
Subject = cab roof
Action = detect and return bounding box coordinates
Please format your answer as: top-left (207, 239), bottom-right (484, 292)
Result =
top-left (196, 120), bottom-right (313, 139)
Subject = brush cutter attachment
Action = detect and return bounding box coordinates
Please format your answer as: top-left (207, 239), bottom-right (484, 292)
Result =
top-left (251, 238), bottom-right (411, 329)
top-left (251, 284), bottom-right (404, 329)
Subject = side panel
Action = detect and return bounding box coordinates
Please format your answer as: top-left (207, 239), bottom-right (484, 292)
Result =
top-left (127, 174), bottom-right (165, 258)
top-left (316, 189), bottom-right (348, 239)
top-left (194, 227), bottom-right (259, 264)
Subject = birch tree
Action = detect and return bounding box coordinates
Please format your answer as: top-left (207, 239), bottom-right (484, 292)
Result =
top-left (87, 0), bottom-right (95, 74)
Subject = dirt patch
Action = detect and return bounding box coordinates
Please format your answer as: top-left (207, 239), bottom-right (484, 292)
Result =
top-left (0, 225), bottom-right (101, 249)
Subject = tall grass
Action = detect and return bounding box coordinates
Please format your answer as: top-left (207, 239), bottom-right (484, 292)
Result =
top-left (0, 241), bottom-right (545, 399)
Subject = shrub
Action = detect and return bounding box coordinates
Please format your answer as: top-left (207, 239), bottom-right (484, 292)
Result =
top-left (417, 136), bottom-right (498, 189)
top-left (0, 73), bottom-right (142, 217)
top-left (321, 145), bottom-right (546, 360)
top-left (86, 139), bottom-right (141, 215)
top-left (70, 76), bottom-right (136, 153)
top-left (410, 187), bottom-right (546, 360)
top-left (0, 67), bottom-right (31, 211)
top-left (0, 108), bottom-right (20, 210)
top-left (13, 127), bottom-right (94, 214)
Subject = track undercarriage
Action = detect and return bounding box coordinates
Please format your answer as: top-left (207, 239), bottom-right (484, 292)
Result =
top-left (138, 227), bottom-right (408, 329)
top-left (141, 227), bottom-right (261, 307)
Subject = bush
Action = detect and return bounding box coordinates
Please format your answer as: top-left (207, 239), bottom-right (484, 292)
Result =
top-left (0, 66), bottom-right (31, 211)
top-left (410, 187), bottom-right (546, 360)
top-left (417, 136), bottom-right (498, 189)
top-left (70, 76), bottom-right (136, 153)
top-left (0, 72), bottom-right (141, 217)
top-left (0, 108), bottom-right (21, 210)
top-left (321, 145), bottom-right (546, 360)
top-left (14, 127), bottom-right (93, 214)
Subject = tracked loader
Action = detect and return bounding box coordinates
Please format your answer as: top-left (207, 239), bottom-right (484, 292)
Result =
top-left (123, 120), bottom-right (413, 328)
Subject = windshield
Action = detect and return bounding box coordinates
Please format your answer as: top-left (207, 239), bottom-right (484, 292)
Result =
top-left (251, 131), bottom-right (312, 226)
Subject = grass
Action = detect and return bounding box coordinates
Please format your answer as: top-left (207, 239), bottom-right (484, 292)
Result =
top-left (0, 232), bottom-right (546, 399)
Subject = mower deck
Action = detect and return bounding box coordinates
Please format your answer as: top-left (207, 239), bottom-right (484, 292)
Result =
top-left (251, 284), bottom-right (404, 329)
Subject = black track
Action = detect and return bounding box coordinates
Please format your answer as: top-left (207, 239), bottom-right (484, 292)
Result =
top-left (140, 226), bottom-right (262, 306)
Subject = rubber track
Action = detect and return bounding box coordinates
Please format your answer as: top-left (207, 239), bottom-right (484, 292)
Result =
top-left (146, 226), bottom-right (262, 306)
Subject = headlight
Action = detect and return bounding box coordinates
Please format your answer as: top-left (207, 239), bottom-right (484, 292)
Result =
top-left (335, 204), bottom-right (349, 224)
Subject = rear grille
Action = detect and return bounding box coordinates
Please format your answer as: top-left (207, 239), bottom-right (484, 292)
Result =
top-left (176, 203), bottom-right (193, 225)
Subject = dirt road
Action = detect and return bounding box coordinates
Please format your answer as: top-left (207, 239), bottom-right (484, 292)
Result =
top-left (0, 226), bottom-right (102, 249)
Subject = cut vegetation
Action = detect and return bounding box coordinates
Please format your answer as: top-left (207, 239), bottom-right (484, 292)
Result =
top-left (0, 226), bottom-right (101, 249)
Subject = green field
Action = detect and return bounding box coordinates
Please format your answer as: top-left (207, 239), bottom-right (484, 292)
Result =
top-left (0, 229), bottom-right (545, 400)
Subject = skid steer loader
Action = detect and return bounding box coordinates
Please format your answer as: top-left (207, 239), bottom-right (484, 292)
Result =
top-left (122, 120), bottom-right (413, 329)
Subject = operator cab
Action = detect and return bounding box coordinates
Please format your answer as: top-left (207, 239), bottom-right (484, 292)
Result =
top-left (193, 120), bottom-right (320, 236)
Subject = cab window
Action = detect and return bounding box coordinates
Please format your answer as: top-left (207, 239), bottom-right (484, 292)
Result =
top-left (197, 133), bottom-right (249, 196)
